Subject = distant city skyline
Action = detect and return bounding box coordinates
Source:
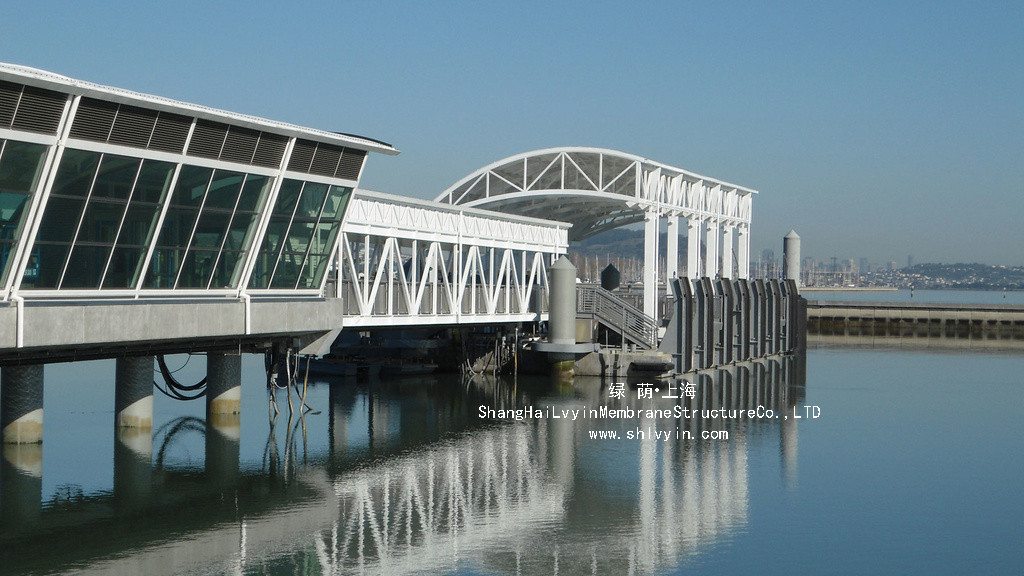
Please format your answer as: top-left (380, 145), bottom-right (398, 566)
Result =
top-left (2, 2), bottom-right (1020, 265)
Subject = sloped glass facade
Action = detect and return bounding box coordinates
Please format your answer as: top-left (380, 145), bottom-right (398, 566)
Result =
top-left (0, 139), bottom-right (48, 285)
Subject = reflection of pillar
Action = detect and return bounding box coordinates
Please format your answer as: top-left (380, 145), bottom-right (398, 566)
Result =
top-left (207, 353), bottom-right (242, 418)
top-left (687, 218), bottom-right (701, 280)
top-left (206, 417), bottom-right (240, 487)
top-left (2, 365), bottom-right (44, 445)
top-left (737, 224), bottom-right (750, 279)
top-left (722, 226), bottom-right (734, 279)
top-left (329, 383), bottom-right (349, 459)
top-left (116, 357), bottom-right (153, 429)
top-left (1, 443), bottom-right (42, 527)
top-left (643, 210), bottom-right (659, 318)
top-left (704, 220), bottom-right (719, 278)
top-left (114, 426), bottom-right (152, 514)
top-left (666, 215), bottom-right (679, 283)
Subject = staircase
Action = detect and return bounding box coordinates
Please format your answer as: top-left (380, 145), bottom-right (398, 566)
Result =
top-left (577, 285), bottom-right (659, 349)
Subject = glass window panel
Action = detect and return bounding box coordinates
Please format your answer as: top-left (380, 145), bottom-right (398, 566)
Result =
top-left (307, 222), bottom-right (337, 256)
top-left (21, 242), bottom-right (70, 288)
top-left (294, 182), bottom-right (328, 219)
top-left (176, 248), bottom-right (217, 288)
top-left (62, 244), bottom-right (112, 288)
top-left (1, 240), bottom-right (17, 285)
top-left (36, 196), bottom-right (85, 242)
top-left (210, 250), bottom-right (243, 289)
top-left (103, 246), bottom-right (146, 288)
top-left (282, 220), bottom-right (315, 255)
top-left (0, 141), bottom-right (47, 193)
top-left (223, 213), bottom-right (256, 250)
top-left (51, 149), bottom-right (100, 198)
top-left (77, 201), bottom-right (126, 243)
top-left (247, 250), bottom-right (277, 289)
top-left (236, 175), bottom-right (269, 212)
top-left (170, 165), bottom-right (212, 207)
top-left (319, 185), bottom-right (352, 220)
top-left (190, 210), bottom-right (231, 249)
top-left (270, 179), bottom-right (302, 216)
top-left (203, 170), bottom-right (245, 210)
top-left (132, 160), bottom-right (175, 203)
top-left (118, 203), bottom-right (160, 246)
top-left (270, 252), bottom-right (304, 288)
top-left (0, 192), bottom-right (31, 239)
top-left (90, 155), bottom-right (140, 200)
top-left (298, 253), bottom-right (330, 289)
top-left (155, 207), bottom-right (199, 248)
top-left (145, 248), bottom-right (183, 288)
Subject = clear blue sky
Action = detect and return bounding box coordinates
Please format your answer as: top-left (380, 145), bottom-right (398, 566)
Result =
top-left (3, 1), bottom-right (1022, 265)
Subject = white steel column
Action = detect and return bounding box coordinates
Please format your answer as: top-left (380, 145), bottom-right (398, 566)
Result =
top-left (687, 218), bottom-right (701, 280)
top-left (666, 215), bottom-right (679, 283)
top-left (643, 210), bottom-right (659, 318)
top-left (737, 224), bottom-right (750, 279)
top-left (721, 225), bottom-right (734, 279)
top-left (704, 220), bottom-right (720, 278)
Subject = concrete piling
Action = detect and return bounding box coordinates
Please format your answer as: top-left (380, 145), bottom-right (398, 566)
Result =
top-left (1, 365), bottom-right (44, 444)
top-left (115, 357), bottom-right (154, 429)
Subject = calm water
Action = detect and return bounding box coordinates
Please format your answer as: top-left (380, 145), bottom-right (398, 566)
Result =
top-left (801, 288), bottom-right (1024, 305)
top-left (1, 348), bottom-right (1022, 575)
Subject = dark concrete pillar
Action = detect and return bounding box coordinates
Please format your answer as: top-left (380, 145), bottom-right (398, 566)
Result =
top-left (2, 365), bottom-right (44, 444)
top-left (206, 353), bottom-right (241, 487)
top-left (115, 357), bottom-right (153, 429)
top-left (206, 353), bottom-right (242, 418)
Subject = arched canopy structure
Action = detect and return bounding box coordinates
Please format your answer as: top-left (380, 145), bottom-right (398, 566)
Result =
top-left (437, 147), bottom-right (755, 240)
top-left (437, 147), bottom-right (758, 317)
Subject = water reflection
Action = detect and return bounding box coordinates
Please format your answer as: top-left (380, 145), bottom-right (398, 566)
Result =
top-left (0, 356), bottom-right (804, 575)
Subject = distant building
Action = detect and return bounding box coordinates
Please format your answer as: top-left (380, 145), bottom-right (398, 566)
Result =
top-left (889, 261), bottom-right (898, 271)
top-left (859, 257), bottom-right (869, 275)
top-left (907, 255), bottom-right (914, 269)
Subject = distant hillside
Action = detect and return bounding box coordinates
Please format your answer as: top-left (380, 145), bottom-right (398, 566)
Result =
top-left (571, 228), bottom-right (687, 259)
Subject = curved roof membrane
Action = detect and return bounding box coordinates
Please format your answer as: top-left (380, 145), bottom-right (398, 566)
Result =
top-left (437, 147), bottom-right (756, 240)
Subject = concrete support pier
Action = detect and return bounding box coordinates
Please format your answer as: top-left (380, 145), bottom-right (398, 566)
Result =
top-left (547, 256), bottom-right (578, 376)
top-left (206, 352), bottom-right (242, 486)
top-left (206, 353), bottom-right (242, 418)
top-left (115, 357), bottom-right (154, 429)
top-left (1, 365), bottom-right (44, 444)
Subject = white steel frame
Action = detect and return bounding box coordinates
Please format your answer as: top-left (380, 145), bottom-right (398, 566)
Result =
top-left (337, 190), bottom-right (569, 328)
top-left (437, 147), bottom-right (757, 317)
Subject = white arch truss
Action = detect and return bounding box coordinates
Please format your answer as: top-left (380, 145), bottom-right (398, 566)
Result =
top-left (436, 147), bottom-right (758, 318)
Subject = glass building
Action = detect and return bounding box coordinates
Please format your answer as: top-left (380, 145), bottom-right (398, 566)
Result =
top-left (0, 63), bottom-right (397, 301)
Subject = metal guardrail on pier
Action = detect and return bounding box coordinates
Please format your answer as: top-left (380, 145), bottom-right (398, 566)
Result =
top-left (577, 285), bottom-right (658, 349)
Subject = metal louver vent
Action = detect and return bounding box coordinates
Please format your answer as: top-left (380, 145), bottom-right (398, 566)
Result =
top-left (220, 126), bottom-right (259, 164)
top-left (11, 86), bottom-right (66, 134)
top-left (252, 133), bottom-right (287, 167)
top-left (0, 81), bottom-right (20, 128)
top-left (108, 105), bottom-right (158, 148)
top-left (148, 112), bottom-right (191, 153)
top-left (69, 98), bottom-right (117, 141)
top-left (288, 139), bottom-right (317, 172)
top-left (187, 120), bottom-right (228, 158)
top-left (336, 148), bottom-right (366, 180)
top-left (310, 143), bottom-right (342, 176)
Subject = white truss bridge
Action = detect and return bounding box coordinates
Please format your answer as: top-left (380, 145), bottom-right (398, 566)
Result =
top-left (334, 190), bottom-right (569, 329)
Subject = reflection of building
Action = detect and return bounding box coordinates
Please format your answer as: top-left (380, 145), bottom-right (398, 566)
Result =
top-left (0, 357), bottom-right (804, 575)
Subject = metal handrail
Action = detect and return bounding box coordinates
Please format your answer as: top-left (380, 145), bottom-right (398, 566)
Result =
top-left (577, 285), bottom-right (658, 348)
